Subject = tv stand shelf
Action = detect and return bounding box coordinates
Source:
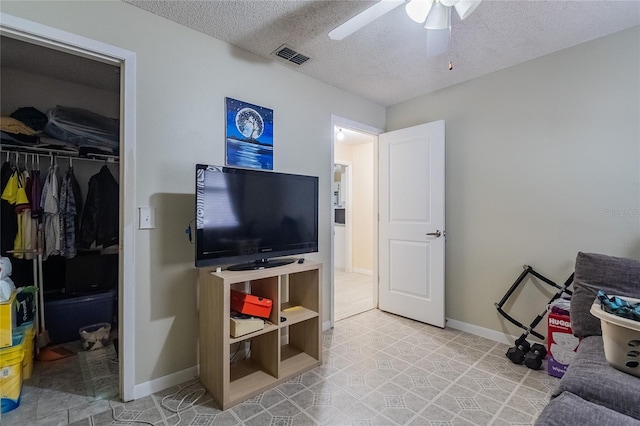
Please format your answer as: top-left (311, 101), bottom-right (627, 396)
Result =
top-left (199, 260), bottom-right (322, 410)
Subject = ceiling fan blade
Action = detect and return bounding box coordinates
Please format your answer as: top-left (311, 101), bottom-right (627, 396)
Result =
top-left (328, 0), bottom-right (405, 41)
top-left (425, 27), bottom-right (450, 57)
top-left (454, 0), bottom-right (482, 20)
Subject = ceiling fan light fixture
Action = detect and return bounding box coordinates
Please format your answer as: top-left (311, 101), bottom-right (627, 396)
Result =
top-left (426, 26), bottom-right (450, 57)
top-left (439, 0), bottom-right (458, 7)
top-left (454, 0), bottom-right (482, 20)
top-left (405, 0), bottom-right (434, 24)
top-left (424, 2), bottom-right (451, 30)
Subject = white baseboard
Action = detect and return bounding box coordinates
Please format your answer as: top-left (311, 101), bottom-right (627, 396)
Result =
top-left (352, 268), bottom-right (373, 275)
top-left (445, 318), bottom-right (521, 346)
top-left (133, 366), bottom-right (199, 400)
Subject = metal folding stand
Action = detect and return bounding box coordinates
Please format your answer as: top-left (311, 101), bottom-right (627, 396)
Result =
top-left (495, 265), bottom-right (574, 341)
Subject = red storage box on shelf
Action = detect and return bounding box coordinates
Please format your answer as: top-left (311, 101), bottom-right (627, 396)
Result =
top-left (230, 290), bottom-right (272, 318)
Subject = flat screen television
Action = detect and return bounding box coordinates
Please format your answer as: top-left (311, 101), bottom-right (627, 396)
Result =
top-left (195, 164), bottom-right (319, 270)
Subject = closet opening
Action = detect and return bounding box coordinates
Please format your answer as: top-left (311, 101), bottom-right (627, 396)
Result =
top-left (0, 15), bottom-right (137, 418)
top-left (1, 33), bottom-right (122, 400)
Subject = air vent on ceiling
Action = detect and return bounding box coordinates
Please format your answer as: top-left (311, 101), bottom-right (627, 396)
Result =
top-left (272, 44), bottom-right (311, 66)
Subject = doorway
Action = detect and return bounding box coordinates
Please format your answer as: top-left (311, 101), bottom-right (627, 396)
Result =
top-left (0, 13), bottom-right (137, 402)
top-left (330, 117), bottom-right (446, 328)
top-left (332, 124), bottom-right (377, 321)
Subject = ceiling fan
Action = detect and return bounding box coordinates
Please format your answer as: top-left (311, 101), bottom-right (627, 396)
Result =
top-left (328, 0), bottom-right (482, 57)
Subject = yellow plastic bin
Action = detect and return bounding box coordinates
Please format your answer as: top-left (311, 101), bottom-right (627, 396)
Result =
top-left (0, 333), bottom-right (25, 414)
top-left (13, 322), bottom-right (35, 380)
top-left (0, 292), bottom-right (16, 348)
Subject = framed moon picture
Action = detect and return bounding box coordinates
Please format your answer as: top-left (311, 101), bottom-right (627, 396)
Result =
top-left (225, 97), bottom-right (274, 170)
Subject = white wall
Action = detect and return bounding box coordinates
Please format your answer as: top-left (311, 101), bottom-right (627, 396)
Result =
top-left (351, 142), bottom-right (374, 273)
top-left (1, 67), bottom-right (119, 118)
top-left (334, 142), bottom-right (375, 273)
top-left (387, 26), bottom-right (640, 340)
top-left (0, 1), bottom-right (385, 387)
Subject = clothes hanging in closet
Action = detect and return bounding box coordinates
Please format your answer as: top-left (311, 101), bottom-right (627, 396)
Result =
top-left (1, 161), bottom-right (18, 255)
top-left (59, 167), bottom-right (82, 258)
top-left (1, 162), bottom-right (39, 260)
top-left (40, 163), bottom-right (60, 260)
top-left (2, 154), bottom-right (119, 257)
top-left (13, 169), bottom-right (36, 260)
top-left (30, 167), bottom-right (42, 219)
top-left (80, 165), bottom-right (118, 249)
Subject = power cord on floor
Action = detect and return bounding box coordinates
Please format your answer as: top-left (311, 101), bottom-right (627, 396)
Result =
top-left (109, 398), bottom-right (156, 426)
top-left (160, 379), bottom-right (206, 426)
top-left (109, 378), bottom-right (205, 426)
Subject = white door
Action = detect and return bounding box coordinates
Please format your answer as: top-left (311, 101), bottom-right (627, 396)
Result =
top-left (378, 120), bottom-right (445, 327)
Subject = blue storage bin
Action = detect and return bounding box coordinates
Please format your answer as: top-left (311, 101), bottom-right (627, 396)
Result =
top-left (44, 290), bottom-right (115, 344)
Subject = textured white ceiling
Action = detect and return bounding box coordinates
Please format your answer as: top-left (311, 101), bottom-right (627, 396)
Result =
top-left (2, 2), bottom-right (637, 106)
top-left (125, 0), bottom-right (640, 107)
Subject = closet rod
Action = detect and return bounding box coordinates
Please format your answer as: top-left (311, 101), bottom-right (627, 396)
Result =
top-left (1, 144), bottom-right (118, 163)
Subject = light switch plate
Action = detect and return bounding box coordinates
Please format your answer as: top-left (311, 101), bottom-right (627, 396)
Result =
top-left (139, 206), bottom-right (155, 229)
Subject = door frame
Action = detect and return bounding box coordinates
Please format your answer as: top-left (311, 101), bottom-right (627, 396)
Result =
top-left (1, 13), bottom-right (137, 401)
top-left (330, 115), bottom-right (382, 328)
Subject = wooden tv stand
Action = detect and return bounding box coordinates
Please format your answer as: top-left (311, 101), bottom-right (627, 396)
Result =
top-left (198, 260), bottom-right (322, 410)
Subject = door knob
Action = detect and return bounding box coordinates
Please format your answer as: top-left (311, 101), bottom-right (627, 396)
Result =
top-left (426, 230), bottom-right (442, 238)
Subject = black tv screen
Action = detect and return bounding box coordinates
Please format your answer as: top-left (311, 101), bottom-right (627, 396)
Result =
top-left (195, 164), bottom-right (319, 270)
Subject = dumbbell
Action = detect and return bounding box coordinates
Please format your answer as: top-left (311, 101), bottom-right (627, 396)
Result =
top-left (524, 343), bottom-right (547, 370)
top-left (506, 337), bottom-right (531, 364)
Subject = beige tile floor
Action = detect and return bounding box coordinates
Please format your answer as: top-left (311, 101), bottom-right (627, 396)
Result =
top-left (334, 269), bottom-right (375, 321)
top-left (2, 309), bottom-right (558, 425)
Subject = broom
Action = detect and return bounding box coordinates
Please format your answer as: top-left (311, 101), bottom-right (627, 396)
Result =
top-left (32, 230), bottom-right (73, 361)
top-left (35, 251), bottom-right (50, 350)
